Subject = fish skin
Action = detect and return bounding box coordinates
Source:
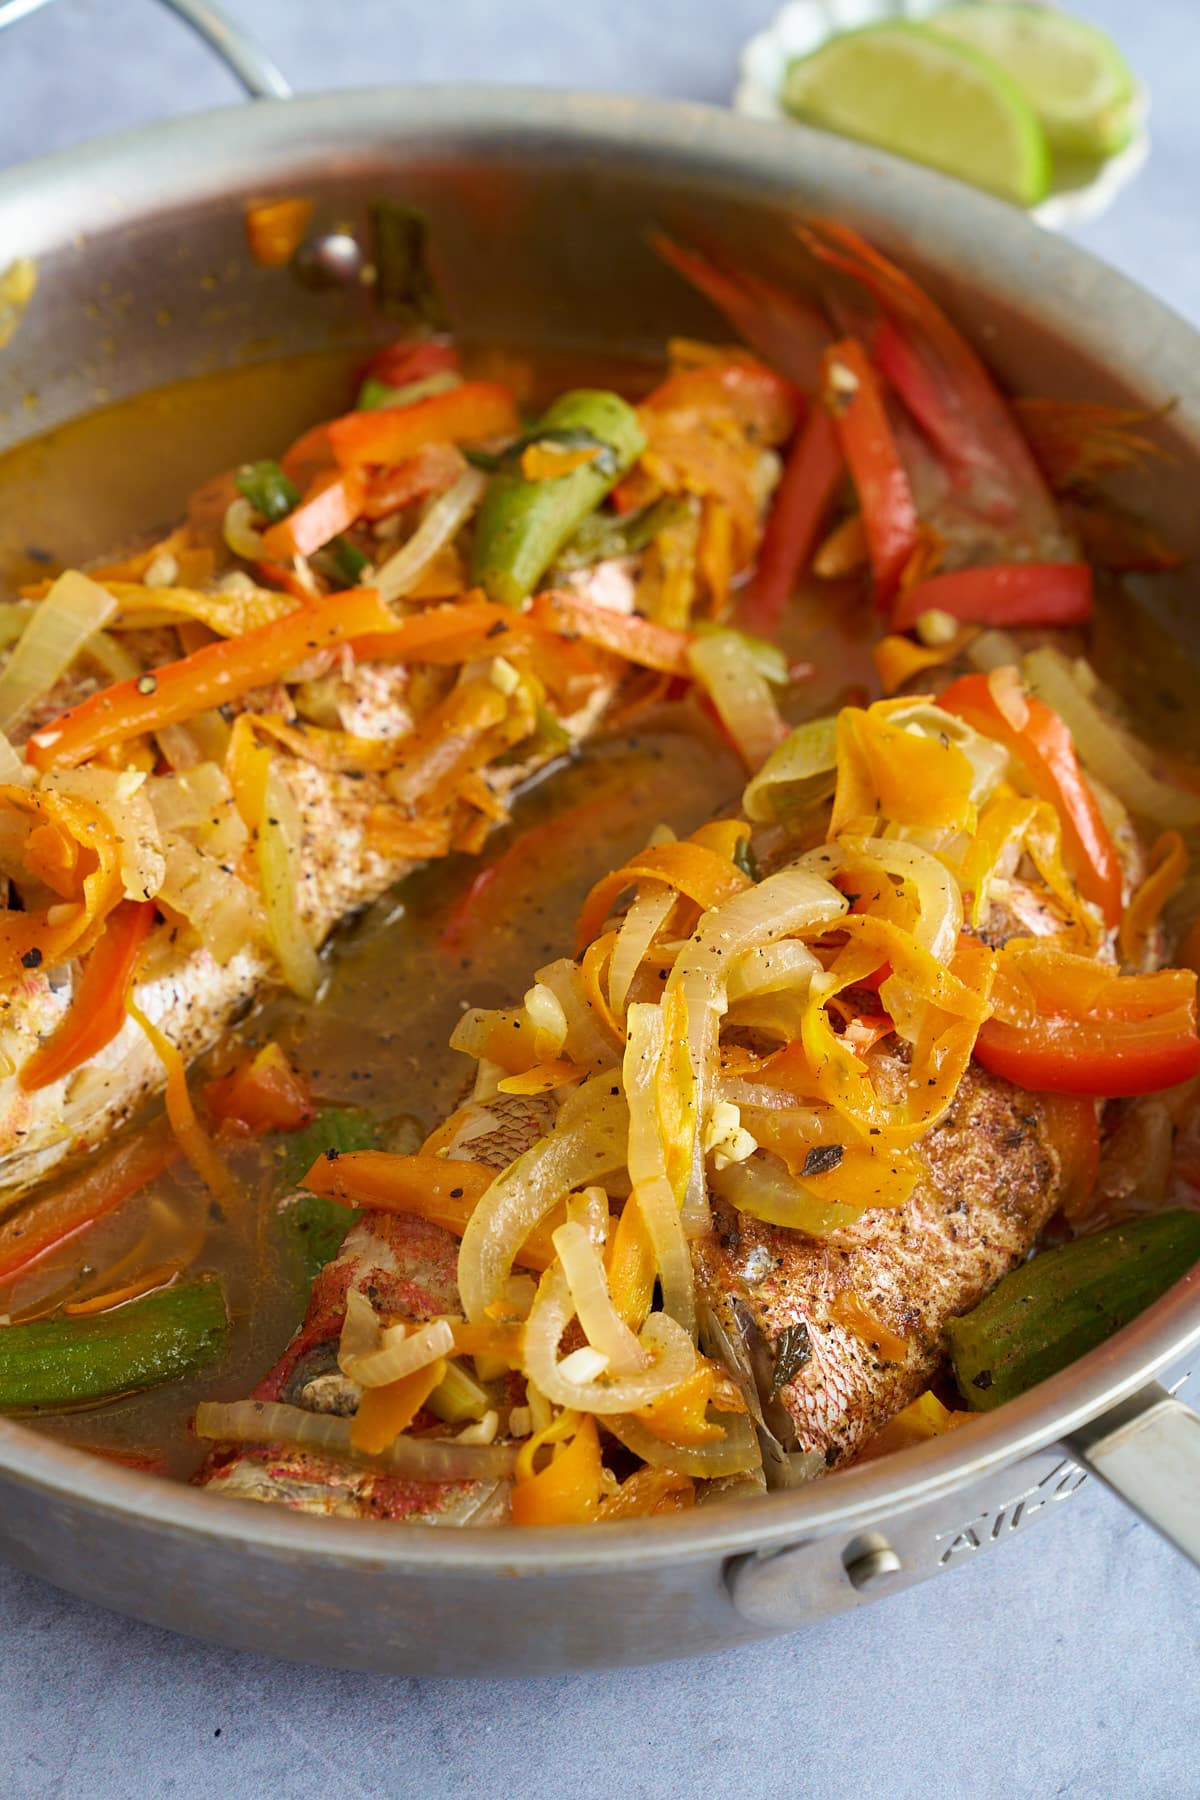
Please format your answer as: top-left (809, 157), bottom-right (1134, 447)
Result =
top-left (693, 1059), bottom-right (1063, 1470)
top-left (0, 616), bottom-right (615, 1202)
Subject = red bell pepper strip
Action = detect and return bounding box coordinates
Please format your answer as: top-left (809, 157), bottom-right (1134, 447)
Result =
top-left (206, 1042), bottom-right (315, 1135)
top-left (260, 468), bottom-right (366, 560)
top-left (530, 590), bottom-right (693, 677)
top-left (892, 563), bottom-right (1093, 633)
top-left (356, 339), bottom-right (461, 392)
top-left (25, 587), bottom-right (399, 772)
top-left (0, 1115), bottom-right (179, 1286)
top-left (975, 986), bottom-right (1200, 1097)
top-left (822, 338), bottom-right (918, 609)
top-left (739, 403), bottom-right (843, 635)
top-left (327, 381), bottom-right (520, 470)
top-left (19, 900), bottom-right (156, 1093)
top-left (939, 672), bottom-right (1124, 927)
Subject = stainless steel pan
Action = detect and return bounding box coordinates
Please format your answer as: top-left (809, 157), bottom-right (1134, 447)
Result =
top-left (0, 4), bottom-right (1197, 1676)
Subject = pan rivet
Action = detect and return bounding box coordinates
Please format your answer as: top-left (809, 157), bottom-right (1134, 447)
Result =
top-left (842, 1534), bottom-right (902, 1590)
top-left (293, 233), bottom-right (365, 291)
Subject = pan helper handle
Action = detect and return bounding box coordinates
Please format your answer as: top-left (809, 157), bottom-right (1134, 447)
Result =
top-left (0, 0), bottom-right (292, 100)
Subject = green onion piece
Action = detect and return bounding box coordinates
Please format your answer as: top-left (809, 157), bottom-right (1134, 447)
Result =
top-left (742, 714), bottom-right (839, 824)
top-left (0, 1278), bottom-right (228, 1412)
top-left (694, 621), bottom-right (789, 687)
top-left (553, 494), bottom-right (691, 573)
top-left (234, 460), bottom-right (300, 525)
top-left (317, 536), bottom-right (371, 586)
top-left (368, 200), bottom-right (448, 328)
top-left (276, 1106), bottom-right (382, 1287)
top-left (355, 369), bottom-right (462, 412)
top-left (733, 834), bottom-right (759, 882)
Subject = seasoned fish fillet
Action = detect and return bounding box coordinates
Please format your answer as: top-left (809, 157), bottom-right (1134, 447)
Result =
top-left (0, 622), bottom-right (614, 1200)
top-left (694, 1060), bottom-right (1063, 1471)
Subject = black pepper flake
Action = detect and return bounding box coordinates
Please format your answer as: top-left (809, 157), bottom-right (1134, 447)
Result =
top-left (20, 947), bottom-right (42, 969)
top-left (801, 1144), bottom-right (844, 1178)
top-left (324, 1147), bottom-right (341, 1162)
top-left (136, 673), bottom-right (158, 696)
top-left (449, 1186), bottom-right (464, 1199)
top-left (972, 1369), bottom-right (994, 1391)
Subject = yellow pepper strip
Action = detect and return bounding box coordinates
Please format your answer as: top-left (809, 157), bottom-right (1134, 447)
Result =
top-left (597, 1466), bottom-right (695, 1518)
top-left (829, 1289), bottom-right (909, 1362)
top-left (225, 714), bottom-right (274, 836)
top-left (958, 790), bottom-right (1037, 930)
top-left (496, 1058), bottom-right (585, 1095)
top-left (363, 807), bottom-right (454, 863)
top-left (1024, 800), bottom-right (1103, 950)
top-left (856, 1390), bottom-right (971, 1460)
top-left (872, 628), bottom-right (977, 697)
top-left (831, 703), bottom-right (977, 836)
top-left (0, 788), bottom-right (124, 984)
top-left (605, 1192), bottom-right (657, 1331)
top-left (632, 1361), bottom-right (727, 1446)
top-left (750, 1115), bottom-right (920, 1212)
top-left (698, 497), bottom-right (734, 617)
top-left (448, 1320), bottom-right (525, 1364)
top-left (125, 998), bottom-right (237, 1204)
top-left (688, 817), bottom-right (752, 863)
top-left (511, 1412), bottom-right (605, 1525)
top-left (1120, 831), bottom-right (1188, 966)
top-left (576, 839), bottom-right (750, 954)
top-left (656, 985), bottom-right (696, 1205)
top-left (520, 442), bottom-right (601, 481)
top-left (350, 1358), bottom-right (448, 1455)
top-left (240, 713), bottom-right (406, 774)
top-left (104, 581), bottom-right (296, 638)
top-left (580, 931), bottom-right (627, 1044)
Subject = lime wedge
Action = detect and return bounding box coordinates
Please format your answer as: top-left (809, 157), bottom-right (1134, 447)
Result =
top-left (781, 23), bottom-right (1052, 208)
top-left (931, 4), bottom-right (1137, 159)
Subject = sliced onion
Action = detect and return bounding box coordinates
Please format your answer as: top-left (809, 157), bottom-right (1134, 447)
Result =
top-left (524, 981), bottom-right (569, 1059)
top-left (623, 1002), bottom-right (697, 1332)
top-left (374, 469), bottom-right (486, 603)
top-left (0, 727), bottom-right (31, 786)
top-left (84, 628), bottom-right (142, 682)
top-left (606, 1408), bottom-right (761, 1478)
top-left (43, 766), bottom-right (166, 902)
top-left (147, 762), bottom-right (247, 863)
top-left (0, 570), bottom-right (117, 734)
top-left (967, 628), bottom-right (1023, 672)
top-left (258, 760), bottom-right (321, 998)
top-left (194, 1399), bottom-right (517, 1481)
top-left (535, 956), bottom-right (619, 1072)
top-left (840, 835), bottom-right (962, 965)
top-left (726, 938), bottom-right (822, 1003)
top-left (1023, 645), bottom-right (1200, 829)
top-left (609, 885), bottom-right (676, 1016)
top-left (687, 629), bottom-right (786, 771)
top-left (742, 714), bottom-right (838, 824)
top-left (222, 497), bottom-right (267, 561)
top-left (523, 1260), bottom-right (695, 1413)
top-left (710, 1154), bottom-right (865, 1237)
top-left (552, 1219), bottom-right (646, 1376)
top-left (456, 1078), bottom-right (629, 1322)
top-left (0, 601), bottom-right (34, 648)
top-left (337, 1292), bottom-right (456, 1389)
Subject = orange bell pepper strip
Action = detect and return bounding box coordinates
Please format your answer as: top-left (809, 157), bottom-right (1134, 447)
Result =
top-left (1040, 1092), bottom-right (1101, 1223)
top-left (598, 1466), bottom-right (695, 1518)
top-left (260, 468), bottom-right (366, 560)
top-left (891, 563), bottom-right (1093, 633)
top-left (346, 594), bottom-right (527, 666)
top-left (511, 1413), bottom-right (604, 1526)
top-left (632, 1361), bottom-right (727, 1445)
top-left (243, 196), bottom-right (314, 268)
top-left (126, 999), bottom-right (237, 1205)
top-left (0, 789), bottom-right (124, 983)
top-left (605, 1192), bottom-right (657, 1330)
top-left (939, 673), bottom-right (1123, 926)
top-left (529, 589), bottom-right (694, 677)
top-left (205, 1042), bottom-right (315, 1136)
top-left (25, 587), bottom-right (400, 773)
top-left (0, 1115), bottom-right (179, 1286)
top-left (872, 628), bottom-right (977, 696)
top-left (739, 403), bottom-right (843, 636)
top-left (822, 337), bottom-right (918, 608)
top-left (974, 956), bottom-right (1200, 1097)
top-left (829, 1288), bottom-right (909, 1361)
top-left (575, 839), bottom-right (750, 953)
top-left (1119, 831), bottom-right (1188, 966)
top-left (327, 381), bottom-right (520, 470)
top-left (641, 358), bottom-right (799, 444)
top-left (19, 899), bottom-right (155, 1093)
top-left (350, 1358), bottom-right (448, 1455)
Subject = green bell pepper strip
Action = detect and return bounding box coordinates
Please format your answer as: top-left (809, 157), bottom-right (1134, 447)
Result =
top-left (0, 1277), bottom-right (229, 1412)
top-left (470, 389), bottom-right (646, 607)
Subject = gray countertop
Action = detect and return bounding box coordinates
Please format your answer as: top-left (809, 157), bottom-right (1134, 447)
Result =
top-left (1, 3), bottom-right (1197, 1794)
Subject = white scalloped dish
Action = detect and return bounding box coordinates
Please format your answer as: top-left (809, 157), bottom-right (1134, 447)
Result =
top-left (734, 0), bottom-right (1150, 230)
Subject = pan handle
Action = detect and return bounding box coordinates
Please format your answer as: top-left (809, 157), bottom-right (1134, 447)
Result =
top-left (0, 0), bottom-right (292, 100)
top-left (1064, 1382), bottom-right (1200, 1570)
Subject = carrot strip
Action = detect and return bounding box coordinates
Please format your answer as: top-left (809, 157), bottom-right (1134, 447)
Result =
top-left (26, 588), bottom-right (399, 772)
top-left (575, 840), bottom-right (750, 953)
top-left (530, 590), bottom-right (694, 677)
top-left (19, 900), bottom-right (155, 1093)
top-left (328, 382), bottom-right (520, 470)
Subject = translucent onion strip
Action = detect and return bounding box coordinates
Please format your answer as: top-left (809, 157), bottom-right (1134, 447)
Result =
top-left (606, 1408), bottom-right (760, 1478)
top-left (840, 835), bottom-right (962, 965)
top-left (608, 885), bottom-right (676, 1016)
top-left (0, 727), bottom-right (30, 786)
top-left (374, 469), bottom-right (486, 603)
top-left (194, 1399), bottom-right (517, 1481)
top-left (0, 570), bottom-right (117, 734)
top-left (1023, 646), bottom-right (1200, 829)
top-left (523, 1261), bottom-right (695, 1414)
top-left (623, 1002), bottom-right (696, 1333)
top-left (257, 760), bottom-right (321, 998)
top-left (456, 1079), bottom-right (628, 1322)
top-left (337, 1293), bottom-right (455, 1389)
top-left (552, 1220), bottom-right (646, 1376)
